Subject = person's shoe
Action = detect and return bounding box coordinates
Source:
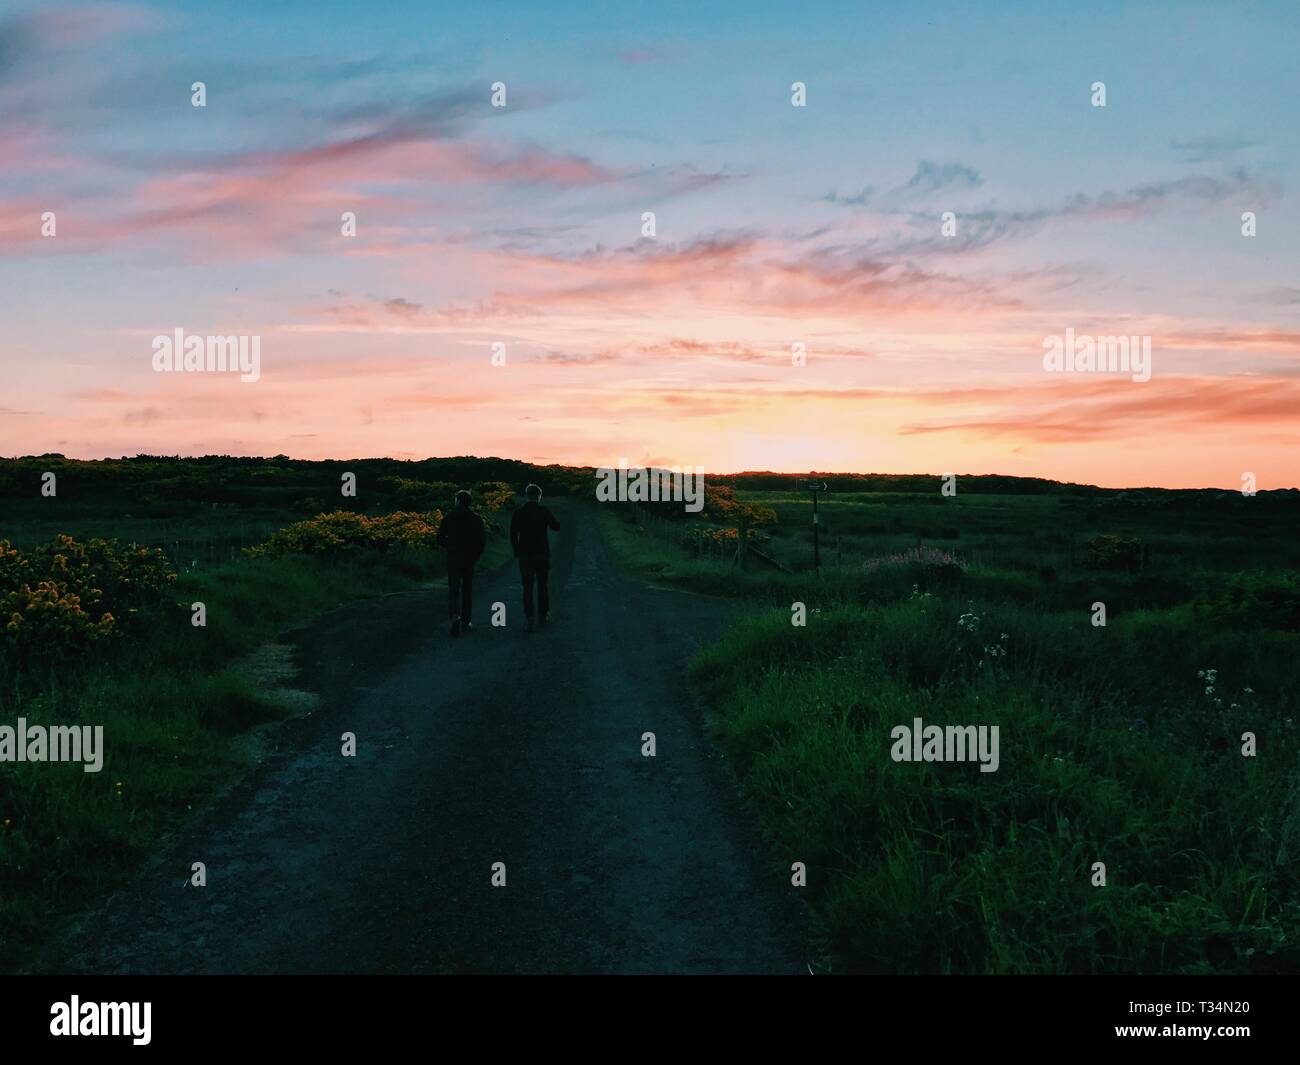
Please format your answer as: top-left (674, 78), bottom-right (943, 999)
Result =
top-left (450, 617), bottom-right (461, 638)
top-left (525, 616), bottom-right (535, 632)
top-left (539, 614), bottom-right (549, 628)
top-left (463, 621), bottom-right (474, 632)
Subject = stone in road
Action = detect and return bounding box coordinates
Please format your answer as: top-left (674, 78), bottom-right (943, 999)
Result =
top-left (40, 503), bottom-right (805, 974)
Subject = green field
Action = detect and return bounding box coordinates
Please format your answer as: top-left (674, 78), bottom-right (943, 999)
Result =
top-left (600, 480), bottom-right (1300, 973)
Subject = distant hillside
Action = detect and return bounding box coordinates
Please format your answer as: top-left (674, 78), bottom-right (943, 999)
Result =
top-left (0, 455), bottom-right (594, 509)
top-left (2, 455), bottom-right (1296, 505)
top-left (709, 469), bottom-right (1300, 501)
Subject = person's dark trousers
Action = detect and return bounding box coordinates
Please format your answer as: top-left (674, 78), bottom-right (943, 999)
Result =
top-left (447, 557), bottom-right (475, 621)
top-left (518, 552), bottom-right (550, 620)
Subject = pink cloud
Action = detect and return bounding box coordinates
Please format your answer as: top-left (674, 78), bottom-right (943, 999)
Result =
top-left (900, 375), bottom-right (1300, 442)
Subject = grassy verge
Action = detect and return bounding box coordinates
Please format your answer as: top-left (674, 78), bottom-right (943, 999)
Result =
top-left (690, 600), bottom-right (1299, 973)
top-left (0, 537), bottom-right (509, 969)
top-left (596, 498), bottom-right (1300, 973)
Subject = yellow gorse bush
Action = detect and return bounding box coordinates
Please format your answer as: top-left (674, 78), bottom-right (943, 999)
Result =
top-left (375, 477), bottom-right (516, 514)
top-left (247, 486), bottom-right (514, 561)
top-left (472, 481), bottom-right (515, 512)
top-left (245, 510), bottom-right (444, 559)
top-left (0, 535), bottom-right (176, 659)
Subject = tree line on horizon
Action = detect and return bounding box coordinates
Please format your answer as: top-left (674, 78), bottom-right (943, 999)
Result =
top-left (4, 454), bottom-right (1297, 503)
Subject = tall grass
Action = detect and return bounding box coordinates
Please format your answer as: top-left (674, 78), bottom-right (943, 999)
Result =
top-left (691, 601), bottom-right (1300, 973)
top-left (598, 492), bottom-right (1300, 973)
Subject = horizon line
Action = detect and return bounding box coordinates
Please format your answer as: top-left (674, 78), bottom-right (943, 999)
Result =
top-left (4, 452), bottom-right (1297, 494)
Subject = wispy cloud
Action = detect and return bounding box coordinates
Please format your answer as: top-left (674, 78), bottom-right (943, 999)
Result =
top-left (901, 160), bottom-right (983, 196)
top-left (1170, 135), bottom-right (1258, 163)
top-left (882, 169), bottom-right (1275, 257)
top-left (901, 375), bottom-right (1300, 443)
top-left (823, 160), bottom-right (982, 209)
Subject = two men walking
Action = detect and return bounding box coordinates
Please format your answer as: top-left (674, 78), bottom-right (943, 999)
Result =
top-left (436, 483), bottom-right (560, 636)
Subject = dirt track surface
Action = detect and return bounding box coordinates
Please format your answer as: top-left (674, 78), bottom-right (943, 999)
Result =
top-left (38, 503), bottom-right (806, 974)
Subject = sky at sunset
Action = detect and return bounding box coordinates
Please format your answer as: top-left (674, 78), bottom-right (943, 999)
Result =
top-left (2, 0), bottom-right (1298, 488)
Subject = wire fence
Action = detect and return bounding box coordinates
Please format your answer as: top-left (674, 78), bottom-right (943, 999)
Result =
top-left (627, 504), bottom-right (808, 573)
top-left (629, 504), bottom-right (739, 564)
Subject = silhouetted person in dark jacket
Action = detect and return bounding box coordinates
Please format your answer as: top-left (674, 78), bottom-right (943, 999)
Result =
top-left (436, 490), bottom-right (486, 638)
top-left (510, 483), bottom-right (560, 631)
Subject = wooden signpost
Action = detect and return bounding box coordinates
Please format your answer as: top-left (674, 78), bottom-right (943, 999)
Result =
top-left (798, 478), bottom-right (829, 573)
